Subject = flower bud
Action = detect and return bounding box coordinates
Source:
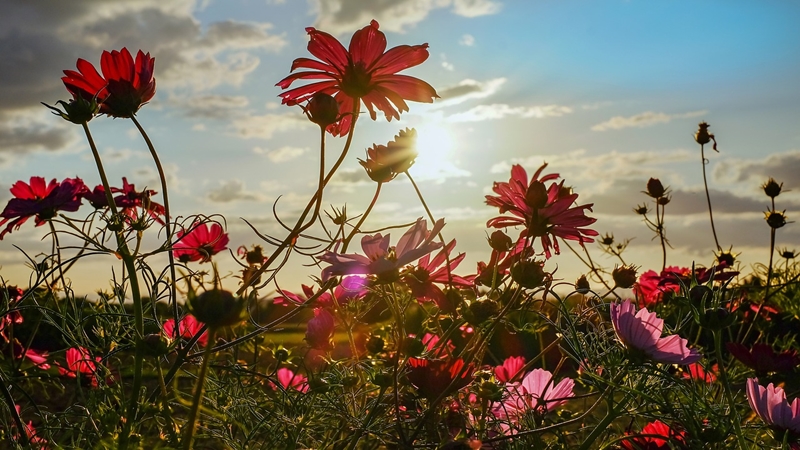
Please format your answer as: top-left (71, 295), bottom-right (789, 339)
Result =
top-left (188, 289), bottom-right (246, 329)
top-left (716, 250), bottom-right (736, 267)
top-left (600, 233), bottom-right (614, 246)
top-left (305, 93), bottom-right (339, 127)
top-left (244, 245), bottom-right (266, 265)
top-left (525, 181), bottom-right (548, 209)
top-left (142, 333), bottom-right (170, 357)
top-left (656, 196), bottom-right (671, 206)
top-left (645, 178), bottom-right (666, 199)
top-left (695, 122), bottom-right (712, 145)
top-left (307, 376), bottom-right (330, 393)
top-left (762, 178), bottom-right (783, 198)
top-left (402, 336), bottom-right (425, 357)
top-left (779, 248), bottom-right (796, 259)
top-left (511, 260), bottom-right (548, 289)
top-left (633, 204), bottom-right (649, 215)
top-left (274, 348), bottom-right (290, 362)
top-left (477, 380), bottom-right (503, 402)
top-left (42, 97), bottom-right (100, 124)
top-left (305, 308), bottom-right (335, 351)
top-left (765, 211), bottom-right (787, 229)
top-left (366, 335), bottom-right (385, 354)
top-left (467, 297), bottom-right (499, 325)
top-left (488, 230), bottom-right (513, 252)
top-left (612, 265), bottom-right (638, 289)
top-left (701, 307), bottom-right (734, 331)
top-left (689, 285), bottom-right (713, 304)
top-left (575, 275), bottom-right (591, 294)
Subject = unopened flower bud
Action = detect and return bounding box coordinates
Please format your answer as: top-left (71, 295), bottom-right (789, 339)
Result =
top-left (600, 233), bottom-right (614, 246)
top-left (308, 377), bottom-right (330, 393)
top-left (467, 297), bottom-right (499, 325)
top-left (645, 178), bottom-right (666, 199)
top-left (402, 336), bottom-right (425, 357)
top-left (372, 371), bottom-right (392, 388)
top-left (244, 245), bottom-right (265, 265)
top-left (488, 230), bottom-right (513, 252)
top-left (701, 307), bottom-right (734, 331)
top-left (42, 97), bottom-right (100, 124)
top-left (366, 335), bottom-right (385, 354)
top-left (656, 196), bottom-right (671, 206)
top-left (511, 260), bottom-right (548, 289)
top-left (765, 211), bottom-right (787, 229)
top-left (762, 178), bottom-right (783, 198)
top-left (612, 265), bottom-right (638, 289)
top-left (305, 93), bottom-right (339, 127)
top-left (716, 250), bottom-right (736, 267)
top-left (274, 348), bottom-right (290, 362)
top-left (695, 122), bottom-right (712, 146)
top-left (305, 308), bottom-right (335, 351)
top-left (142, 333), bottom-right (170, 357)
top-left (689, 285), bottom-right (712, 303)
top-left (634, 204), bottom-right (649, 215)
top-left (779, 248), bottom-right (796, 259)
top-left (575, 275), bottom-right (591, 294)
top-left (188, 289), bottom-right (246, 328)
top-left (477, 380), bottom-right (503, 402)
top-left (525, 181), bottom-right (548, 209)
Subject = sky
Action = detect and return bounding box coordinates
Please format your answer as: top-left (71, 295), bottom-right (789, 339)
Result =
top-left (1, 0), bottom-right (799, 296)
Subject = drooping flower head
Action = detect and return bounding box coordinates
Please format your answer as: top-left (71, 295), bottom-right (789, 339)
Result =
top-left (746, 378), bottom-right (800, 441)
top-left (486, 164), bottom-right (598, 258)
top-left (610, 300), bottom-right (702, 364)
top-left (359, 128), bottom-right (418, 182)
top-left (62, 48), bottom-right (156, 117)
top-left (173, 221), bottom-right (229, 263)
top-left (0, 176), bottom-right (87, 239)
top-left (277, 20), bottom-right (438, 136)
top-left (318, 218), bottom-right (445, 283)
top-left (621, 420), bottom-right (688, 450)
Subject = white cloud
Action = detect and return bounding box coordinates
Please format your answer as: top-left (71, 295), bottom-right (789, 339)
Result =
top-left (460, 34), bottom-right (475, 46)
top-left (435, 78), bottom-right (506, 107)
top-left (452, 0), bottom-right (501, 17)
top-left (447, 103), bottom-right (572, 122)
top-left (591, 110), bottom-right (708, 131)
top-left (254, 146), bottom-right (308, 163)
top-left (235, 113), bottom-right (314, 139)
top-left (208, 179), bottom-right (262, 203)
top-left (177, 94), bottom-right (249, 119)
top-left (442, 61), bottom-right (455, 71)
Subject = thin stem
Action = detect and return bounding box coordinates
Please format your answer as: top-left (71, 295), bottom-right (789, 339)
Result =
top-left (0, 366), bottom-right (28, 446)
top-left (130, 115), bottom-right (180, 343)
top-left (657, 201), bottom-right (667, 272)
top-left (741, 227), bottom-right (776, 343)
top-left (714, 330), bottom-right (749, 449)
top-left (406, 172), bottom-right (454, 285)
top-left (700, 143), bottom-right (722, 251)
top-left (48, 220), bottom-right (67, 290)
top-left (341, 182), bottom-right (382, 253)
top-left (183, 327), bottom-right (217, 450)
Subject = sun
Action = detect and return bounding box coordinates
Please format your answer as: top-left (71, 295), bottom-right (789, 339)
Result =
top-left (410, 124), bottom-right (456, 181)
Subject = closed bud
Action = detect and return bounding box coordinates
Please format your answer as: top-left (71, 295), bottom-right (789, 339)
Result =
top-left (274, 348), bottom-right (290, 362)
top-left (690, 285), bottom-right (713, 304)
top-left (525, 181), bottom-right (548, 209)
top-left (765, 211), bottom-right (787, 229)
top-left (701, 307), bottom-right (734, 331)
top-left (477, 380), bottom-right (504, 402)
top-left (645, 178), bottom-right (666, 199)
top-left (366, 335), bottom-right (385, 354)
top-left (305, 93), bottom-right (339, 127)
top-left (575, 275), bottom-right (591, 294)
top-left (511, 260), bottom-right (548, 289)
top-left (42, 97), bottom-right (100, 125)
top-left (779, 248), bottom-right (796, 259)
top-left (142, 333), bottom-right (170, 357)
top-left (634, 204), bottom-right (649, 215)
top-left (372, 371), bottom-right (393, 388)
top-left (467, 297), bottom-right (499, 325)
top-left (695, 121), bottom-right (712, 146)
top-left (762, 178), bottom-right (783, 198)
top-left (244, 245), bottom-right (266, 265)
top-left (716, 250), bottom-right (736, 267)
top-left (188, 289), bottom-right (246, 329)
top-left (308, 377), bottom-right (330, 393)
top-left (488, 230), bottom-right (513, 252)
top-left (600, 233), bottom-right (614, 246)
top-left (612, 265), bottom-right (638, 289)
top-left (656, 196), bottom-right (671, 206)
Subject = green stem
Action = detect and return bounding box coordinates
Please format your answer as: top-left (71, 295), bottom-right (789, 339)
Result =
top-left (341, 182), bottom-right (382, 252)
top-left (700, 143), bottom-right (722, 251)
top-left (714, 330), bottom-right (749, 449)
top-left (578, 393), bottom-right (629, 450)
top-left (183, 327), bottom-right (217, 450)
top-left (0, 366), bottom-right (28, 446)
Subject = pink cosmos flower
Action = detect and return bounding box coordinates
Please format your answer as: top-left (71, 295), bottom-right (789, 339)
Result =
top-left (277, 20), bottom-right (438, 136)
top-left (273, 367), bottom-right (309, 393)
top-left (318, 218), bottom-right (445, 282)
top-left (305, 308), bottom-right (335, 351)
top-left (1, 285), bottom-right (24, 341)
top-left (172, 221), bottom-right (229, 263)
top-left (13, 405), bottom-right (48, 448)
top-left (494, 356), bottom-right (526, 383)
top-left (12, 340), bottom-right (51, 370)
top-left (273, 276), bottom-right (368, 307)
top-left (0, 176), bottom-right (87, 239)
top-left (358, 128), bottom-right (418, 182)
top-left (746, 378), bottom-right (800, 435)
top-left (402, 239), bottom-right (474, 309)
top-left (485, 164), bottom-right (598, 258)
top-left (163, 314), bottom-right (208, 347)
top-left (610, 300), bottom-right (701, 364)
top-left (58, 347), bottom-right (103, 388)
top-left (621, 420), bottom-right (688, 450)
top-left (497, 368), bottom-right (574, 418)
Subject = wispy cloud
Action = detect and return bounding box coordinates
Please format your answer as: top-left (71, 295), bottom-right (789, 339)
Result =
top-left (591, 110), bottom-right (707, 131)
top-left (234, 113), bottom-right (313, 139)
top-left (253, 145), bottom-right (308, 163)
top-left (208, 179), bottom-right (262, 203)
top-left (436, 78), bottom-right (506, 107)
top-left (459, 34), bottom-right (475, 46)
top-left (447, 103), bottom-right (572, 122)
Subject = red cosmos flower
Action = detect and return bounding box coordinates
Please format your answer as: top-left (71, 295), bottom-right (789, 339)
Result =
top-left (0, 285), bottom-right (24, 341)
top-left (13, 405), bottom-right (48, 449)
top-left (407, 357), bottom-right (474, 401)
top-left (172, 222), bottom-right (229, 263)
top-left (62, 47), bottom-right (156, 118)
top-left (402, 239), bottom-right (474, 308)
top-left (58, 347), bottom-right (103, 388)
top-left (727, 343), bottom-right (800, 374)
top-left (273, 275), bottom-right (368, 307)
top-left (621, 420), bottom-right (688, 450)
top-left (475, 237), bottom-right (532, 287)
top-left (272, 367), bottom-right (309, 393)
top-left (277, 20), bottom-right (438, 136)
top-left (494, 356), bottom-right (526, 383)
top-left (318, 218), bottom-right (444, 282)
top-left (0, 176), bottom-right (86, 240)
top-left (114, 177), bottom-right (166, 224)
top-left (163, 314), bottom-right (208, 347)
top-left (635, 265), bottom-right (739, 307)
top-left (681, 362), bottom-right (717, 383)
top-left (486, 164), bottom-right (598, 258)
top-left (12, 340), bottom-right (51, 370)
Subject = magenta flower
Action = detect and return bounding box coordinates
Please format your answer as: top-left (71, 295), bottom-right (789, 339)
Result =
top-left (113, 177), bottom-right (165, 225)
top-left (0, 176), bottom-right (87, 239)
top-left (173, 221), bottom-right (229, 263)
top-left (407, 357), bottom-right (474, 401)
top-left (12, 340), bottom-right (50, 370)
top-left (318, 218), bottom-right (445, 282)
top-left (277, 20), bottom-right (437, 136)
top-left (486, 164), bottom-right (598, 258)
top-left (494, 356), bottom-right (526, 383)
top-left (747, 378), bottom-right (800, 435)
top-left (728, 343), bottom-right (800, 374)
top-left (273, 367), bottom-right (309, 393)
top-left (58, 347), bottom-right (103, 388)
top-left (610, 300), bottom-right (701, 364)
top-left (498, 368), bottom-right (574, 417)
top-left (163, 314), bottom-right (208, 347)
top-left (305, 308), bottom-right (335, 351)
top-left (402, 239), bottom-right (474, 309)
top-left (274, 276), bottom-right (367, 307)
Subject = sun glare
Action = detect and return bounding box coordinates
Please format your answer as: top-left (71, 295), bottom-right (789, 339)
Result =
top-left (411, 125), bottom-right (456, 180)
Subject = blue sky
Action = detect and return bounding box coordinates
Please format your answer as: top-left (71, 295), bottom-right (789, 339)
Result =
top-left (1, 0), bottom-right (798, 294)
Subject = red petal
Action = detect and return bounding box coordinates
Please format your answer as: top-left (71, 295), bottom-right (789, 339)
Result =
top-left (349, 20), bottom-right (386, 67)
top-left (306, 28), bottom-right (349, 73)
top-left (371, 44), bottom-right (429, 75)
top-left (373, 75), bottom-right (438, 102)
top-left (276, 71), bottom-right (337, 89)
top-left (290, 57), bottom-right (337, 74)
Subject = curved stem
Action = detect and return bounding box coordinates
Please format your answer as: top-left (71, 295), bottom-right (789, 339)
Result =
top-left (130, 115), bottom-right (179, 342)
top-left (183, 327), bottom-right (217, 450)
top-left (341, 182), bottom-right (382, 253)
top-left (406, 172), bottom-right (455, 285)
top-left (714, 330), bottom-right (749, 449)
top-left (700, 143), bottom-right (721, 251)
top-left (48, 220), bottom-right (67, 290)
top-left (0, 366), bottom-right (28, 446)
top-left (657, 202), bottom-right (667, 272)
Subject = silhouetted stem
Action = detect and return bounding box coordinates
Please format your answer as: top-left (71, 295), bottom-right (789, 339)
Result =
top-left (406, 172), bottom-right (455, 285)
top-left (0, 366), bottom-right (28, 446)
top-left (700, 143), bottom-right (721, 251)
top-left (657, 202), bottom-right (667, 271)
top-left (183, 327), bottom-right (217, 450)
top-left (341, 182), bottom-right (381, 252)
top-left (714, 330), bottom-right (748, 449)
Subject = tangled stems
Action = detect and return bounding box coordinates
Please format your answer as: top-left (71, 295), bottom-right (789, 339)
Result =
top-left (341, 182), bottom-right (382, 253)
top-left (236, 103), bottom-right (361, 296)
top-left (700, 143), bottom-right (722, 251)
top-left (0, 366), bottom-right (28, 446)
top-left (182, 326), bottom-right (217, 450)
top-left (80, 123), bottom-right (145, 450)
top-left (129, 115), bottom-right (180, 342)
top-left (406, 172), bottom-right (455, 285)
top-left (713, 330), bottom-right (749, 449)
